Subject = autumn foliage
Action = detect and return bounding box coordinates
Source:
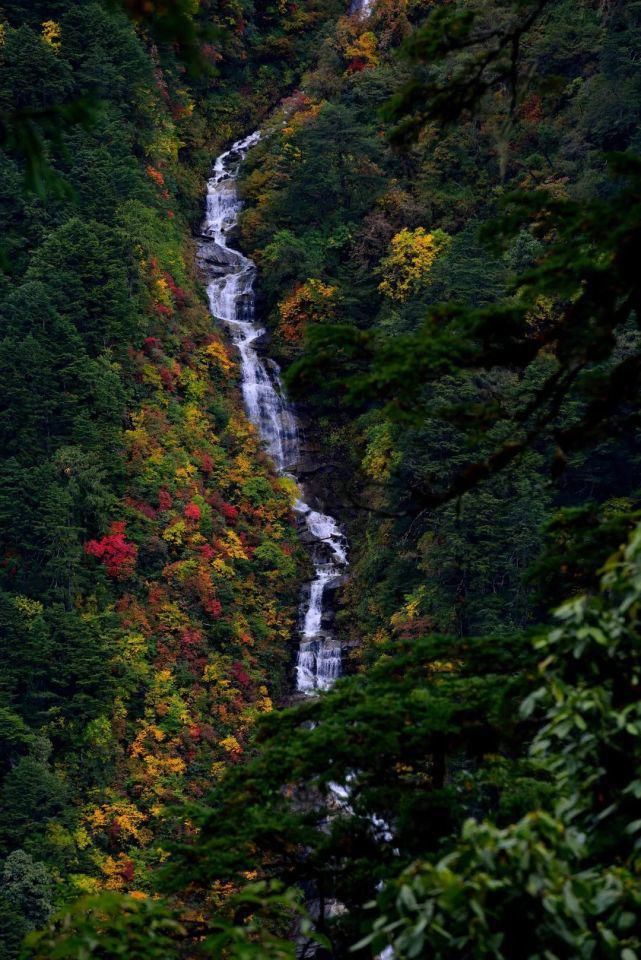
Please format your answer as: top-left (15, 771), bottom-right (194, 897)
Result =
top-left (85, 523), bottom-right (138, 580)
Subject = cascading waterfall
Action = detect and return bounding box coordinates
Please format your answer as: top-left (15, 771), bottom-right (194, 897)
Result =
top-left (198, 132), bottom-right (348, 695)
top-left (200, 129), bottom-right (392, 960)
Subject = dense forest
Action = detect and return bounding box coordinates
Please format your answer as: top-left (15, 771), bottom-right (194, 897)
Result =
top-left (1, 0), bottom-right (641, 957)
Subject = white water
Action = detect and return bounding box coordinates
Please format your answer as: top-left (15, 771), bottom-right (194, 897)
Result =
top-left (199, 132), bottom-right (348, 694)
top-left (350, 0), bottom-right (375, 16)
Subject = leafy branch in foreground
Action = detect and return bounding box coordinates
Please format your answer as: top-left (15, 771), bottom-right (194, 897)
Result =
top-left (362, 524), bottom-right (641, 958)
top-left (0, 99), bottom-right (100, 196)
top-left (383, 0), bottom-right (553, 142)
top-left (22, 883), bottom-right (319, 960)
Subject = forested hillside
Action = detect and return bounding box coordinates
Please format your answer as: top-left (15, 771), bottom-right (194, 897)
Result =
top-left (0, 0), bottom-right (340, 954)
top-left (1, 0), bottom-right (641, 958)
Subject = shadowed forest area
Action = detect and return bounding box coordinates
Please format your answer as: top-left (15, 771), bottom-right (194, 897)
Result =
top-left (1, 0), bottom-right (641, 957)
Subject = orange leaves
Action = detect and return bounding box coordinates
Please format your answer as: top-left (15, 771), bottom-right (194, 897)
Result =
top-left (280, 93), bottom-right (325, 137)
top-left (146, 165), bottom-right (166, 189)
top-left (80, 128), bottom-right (302, 906)
top-left (277, 279), bottom-right (337, 349)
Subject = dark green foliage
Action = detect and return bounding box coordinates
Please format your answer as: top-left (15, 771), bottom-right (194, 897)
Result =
top-left (167, 629), bottom-right (543, 950)
top-left (0, 852), bottom-right (52, 960)
top-left (363, 527), bottom-right (641, 958)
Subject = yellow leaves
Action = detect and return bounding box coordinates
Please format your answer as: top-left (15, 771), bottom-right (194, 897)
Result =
top-left (162, 519), bottom-right (186, 546)
top-left (130, 724), bottom-right (165, 758)
top-left (226, 412), bottom-right (253, 442)
top-left (231, 452), bottom-right (253, 484)
top-left (175, 462), bottom-right (198, 482)
top-left (184, 403), bottom-right (208, 432)
top-left (219, 529), bottom-right (248, 562)
top-left (12, 594), bottom-right (44, 622)
top-left (178, 366), bottom-right (207, 403)
top-left (142, 359), bottom-right (166, 390)
top-left (74, 827), bottom-right (91, 851)
top-left (89, 808), bottom-right (108, 829)
top-left (116, 633), bottom-right (150, 682)
top-left (204, 340), bottom-right (234, 375)
top-left (212, 557), bottom-right (235, 579)
top-left (89, 802), bottom-right (151, 845)
top-left (143, 754), bottom-right (186, 777)
top-left (363, 421), bottom-right (400, 481)
top-left (70, 874), bottom-right (101, 895)
top-left (279, 473), bottom-right (301, 506)
top-left (219, 735), bottom-right (242, 755)
top-left (42, 20), bottom-right (61, 50)
top-left (390, 586), bottom-right (427, 630)
top-left (344, 30), bottom-right (379, 71)
top-left (281, 97), bottom-right (325, 138)
top-left (100, 854), bottom-right (134, 890)
top-left (203, 656), bottom-right (232, 686)
top-left (0, 24), bottom-right (6, 46)
top-left (372, 627), bottom-right (391, 647)
top-left (125, 422), bottom-right (154, 460)
top-left (379, 227), bottom-right (450, 301)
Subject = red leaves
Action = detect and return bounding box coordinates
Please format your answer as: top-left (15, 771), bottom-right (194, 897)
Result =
top-left (143, 336), bottom-right (163, 355)
top-left (520, 93), bottom-right (543, 126)
top-left (232, 661), bottom-right (252, 689)
top-left (124, 497), bottom-right (157, 520)
top-left (85, 522), bottom-right (137, 580)
top-left (158, 489), bottom-right (172, 512)
top-left (203, 597), bottom-right (222, 618)
top-left (159, 366), bottom-right (176, 391)
top-left (221, 502), bottom-right (239, 524)
top-left (198, 543), bottom-right (216, 561)
top-left (164, 273), bottom-right (188, 307)
top-left (184, 502), bottom-right (201, 523)
top-left (199, 452), bottom-right (214, 475)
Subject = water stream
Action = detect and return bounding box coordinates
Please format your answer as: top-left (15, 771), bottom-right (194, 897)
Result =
top-left (198, 132), bottom-right (348, 695)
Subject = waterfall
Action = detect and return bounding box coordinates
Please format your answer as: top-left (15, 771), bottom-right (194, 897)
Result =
top-left (198, 133), bottom-right (348, 695)
top-left (349, 0), bottom-right (375, 16)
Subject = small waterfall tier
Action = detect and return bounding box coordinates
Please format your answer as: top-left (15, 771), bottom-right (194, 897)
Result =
top-left (198, 133), bottom-right (348, 695)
